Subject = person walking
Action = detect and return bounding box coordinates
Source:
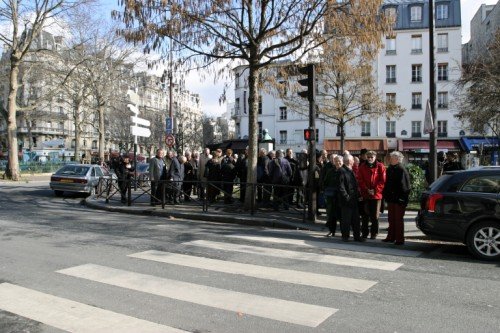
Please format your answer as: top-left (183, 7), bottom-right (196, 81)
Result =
top-left (148, 149), bottom-right (165, 206)
top-left (382, 151), bottom-right (411, 245)
top-left (338, 154), bottom-right (364, 242)
top-left (236, 147), bottom-right (249, 202)
top-left (357, 150), bottom-right (386, 239)
top-left (220, 148), bottom-right (237, 204)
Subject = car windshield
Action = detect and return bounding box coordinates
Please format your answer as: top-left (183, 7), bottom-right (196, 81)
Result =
top-left (55, 165), bottom-right (90, 176)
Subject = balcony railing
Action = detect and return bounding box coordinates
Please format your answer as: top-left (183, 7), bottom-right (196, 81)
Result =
top-left (386, 132), bottom-right (396, 138)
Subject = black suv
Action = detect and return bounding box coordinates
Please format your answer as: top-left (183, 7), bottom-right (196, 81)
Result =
top-left (416, 167), bottom-right (500, 260)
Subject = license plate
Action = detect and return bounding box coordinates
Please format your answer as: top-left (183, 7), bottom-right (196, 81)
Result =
top-left (60, 179), bottom-right (74, 183)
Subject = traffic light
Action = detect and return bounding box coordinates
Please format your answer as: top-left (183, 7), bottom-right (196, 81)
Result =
top-left (304, 128), bottom-right (315, 141)
top-left (297, 64), bottom-right (315, 101)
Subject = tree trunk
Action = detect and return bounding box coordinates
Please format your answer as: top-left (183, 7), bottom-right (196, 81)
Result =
top-left (340, 121), bottom-right (345, 154)
top-left (98, 104), bottom-right (105, 161)
top-left (6, 59), bottom-right (20, 181)
top-left (73, 101), bottom-right (81, 162)
top-left (243, 63), bottom-right (260, 211)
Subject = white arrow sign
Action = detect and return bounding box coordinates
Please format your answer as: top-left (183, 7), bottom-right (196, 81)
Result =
top-left (131, 116), bottom-right (150, 127)
top-left (131, 125), bottom-right (151, 138)
top-left (127, 104), bottom-right (139, 115)
top-left (127, 90), bottom-right (141, 105)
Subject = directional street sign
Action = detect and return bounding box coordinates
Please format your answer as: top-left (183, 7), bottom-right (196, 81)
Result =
top-left (127, 104), bottom-right (139, 115)
top-left (165, 134), bottom-right (175, 147)
top-left (131, 116), bottom-right (150, 127)
top-left (131, 126), bottom-right (151, 138)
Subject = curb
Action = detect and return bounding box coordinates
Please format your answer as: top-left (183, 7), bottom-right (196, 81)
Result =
top-left (84, 199), bottom-right (320, 231)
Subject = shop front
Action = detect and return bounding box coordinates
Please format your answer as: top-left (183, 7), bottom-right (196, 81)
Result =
top-left (397, 139), bottom-right (463, 167)
top-left (323, 138), bottom-right (389, 160)
top-left (460, 137), bottom-right (500, 167)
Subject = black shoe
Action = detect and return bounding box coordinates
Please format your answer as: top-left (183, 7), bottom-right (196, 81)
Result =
top-left (382, 238), bottom-right (394, 243)
top-left (394, 241), bottom-right (405, 245)
top-left (370, 234), bottom-right (378, 239)
top-left (325, 232), bottom-right (333, 237)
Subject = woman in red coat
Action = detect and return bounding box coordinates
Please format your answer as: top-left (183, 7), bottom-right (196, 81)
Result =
top-left (357, 150), bottom-right (386, 239)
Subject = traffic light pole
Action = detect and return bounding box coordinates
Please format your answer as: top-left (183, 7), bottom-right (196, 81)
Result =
top-left (298, 64), bottom-right (317, 222)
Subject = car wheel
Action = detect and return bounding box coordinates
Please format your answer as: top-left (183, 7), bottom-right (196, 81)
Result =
top-left (54, 190), bottom-right (64, 197)
top-left (466, 221), bottom-right (500, 261)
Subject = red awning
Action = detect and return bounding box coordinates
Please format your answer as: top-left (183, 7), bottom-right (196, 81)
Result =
top-left (323, 139), bottom-right (388, 154)
top-left (398, 139), bottom-right (461, 152)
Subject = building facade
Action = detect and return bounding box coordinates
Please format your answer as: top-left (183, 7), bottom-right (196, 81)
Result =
top-left (232, 0), bottom-right (466, 165)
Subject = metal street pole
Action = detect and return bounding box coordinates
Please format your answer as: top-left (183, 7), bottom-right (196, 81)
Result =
top-left (429, 0), bottom-right (437, 182)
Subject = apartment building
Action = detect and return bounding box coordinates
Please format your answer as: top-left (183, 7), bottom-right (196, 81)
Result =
top-left (232, 0), bottom-right (465, 164)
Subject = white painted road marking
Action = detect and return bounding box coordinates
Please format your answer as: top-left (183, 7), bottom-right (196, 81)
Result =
top-left (183, 240), bottom-right (403, 271)
top-left (0, 283), bottom-right (188, 333)
top-left (57, 264), bottom-right (337, 328)
top-left (129, 250), bottom-right (377, 293)
top-left (227, 234), bottom-right (422, 257)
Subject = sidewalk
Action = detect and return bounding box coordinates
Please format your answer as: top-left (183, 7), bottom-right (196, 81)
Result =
top-left (85, 188), bottom-right (424, 237)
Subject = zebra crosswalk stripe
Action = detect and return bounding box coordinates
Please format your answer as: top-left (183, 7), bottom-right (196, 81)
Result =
top-left (226, 234), bottom-right (421, 257)
top-left (57, 264), bottom-right (337, 328)
top-left (0, 283), bottom-right (188, 333)
top-left (128, 250), bottom-right (377, 293)
top-left (182, 240), bottom-right (403, 271)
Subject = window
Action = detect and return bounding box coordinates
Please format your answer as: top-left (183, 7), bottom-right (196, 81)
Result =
top-left (361, 94), bottom-right (371, 111)
top-left (437, 33), bottom-right (448, 52)
top-left (279, 131), bottom-right (287, 144)
top-left (258, 122), bottom-right (263, 137)
top-left (59, 122), bottom-right (64, 130)
top-left (411, 35), bottom-right (422, 53)
top-left (336, 125), bottom-right (342, 136)
top-left (243, 91), bottom-right (247, 113)
top-left (235, 73), bottom-right (240, 88)
top-left (437, 121), bottom-right (448, 137)
top-left (386, 65), bottom-right (396, 83)
top-left (461, 176), bottom-right (500, 194)
top-left (438, 92), bottom-right (448, 108)
top-left (236, 123), bottom-right (240, 138)
top-left (92, 140), bottom-right (97, 149)
top-left (412, 64), bottom-right (422, 82)
top-left (385, 6), bottom-right (397, 20)
top-left (436, 4), bottom-right (449, 20)
top-left (411, 121), bottom-right (422, 137)
top-left (258, 96), bottom-right (262, 114)
top-left (71, 139), bottom-right (76, 148)
top-left (438, 63), bottom-right (448, 81)
top-left (59, 106), bottom-right (64, 114)
top-left (279, 80), bottom-right (287, 96)
top-left (235, 98), bottom-right (240, 114)
top-left (47, 121), bottom-right (52, 128)
top-left (386, 121), bottom-right (396, 137)
top-left (386, 37), bottom-right (396, 55)
top-left (386, 93), bottom-right (396, 105)
top-left (361, 121), bottom-right (371, 136)
top-left (279, 106), bottom-right (287, 120)
top-left (410, 6), bottom-right (422, 22)
top-left (412, 92), bottom-right (422, 109)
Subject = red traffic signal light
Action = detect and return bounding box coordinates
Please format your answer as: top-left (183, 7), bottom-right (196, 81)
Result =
top-left (304, 128), bottom-right (315, 141)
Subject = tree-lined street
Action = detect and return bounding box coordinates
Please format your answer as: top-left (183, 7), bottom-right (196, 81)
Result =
top-left (0, 181), bottom-right (499, 332)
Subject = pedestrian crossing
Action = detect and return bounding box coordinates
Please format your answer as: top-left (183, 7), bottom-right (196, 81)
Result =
top-left (0, 232), bottom-right (410, 332)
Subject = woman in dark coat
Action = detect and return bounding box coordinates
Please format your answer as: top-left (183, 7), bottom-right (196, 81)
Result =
top-left (382, 151), bottom-right (411, 245)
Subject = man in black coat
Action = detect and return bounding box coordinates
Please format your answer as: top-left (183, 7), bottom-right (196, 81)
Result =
top-left (268, 149), bottom-right (293, 210)
top-left (337, 154), bottom-right (364, 242)
top-left (236, 147), bottom-right (249, 202)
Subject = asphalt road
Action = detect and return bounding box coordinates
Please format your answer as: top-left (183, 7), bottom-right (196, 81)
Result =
top-left (0, 181), bottom-right (499, 333)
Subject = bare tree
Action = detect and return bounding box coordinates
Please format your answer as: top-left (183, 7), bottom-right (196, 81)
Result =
top-left (115, 0), bottom-right (358, 209)
top-left (0, 0), bottom-right (87, 180)
top-left (456, 30), bottom-right (500, 159)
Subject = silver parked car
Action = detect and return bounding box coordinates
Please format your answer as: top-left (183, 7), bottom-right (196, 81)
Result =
top-left (50, 164), bottom-right (107, 196)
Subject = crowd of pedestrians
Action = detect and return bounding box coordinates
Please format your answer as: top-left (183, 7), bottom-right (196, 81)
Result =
top-left (113, 146), bottom-right (413, 245)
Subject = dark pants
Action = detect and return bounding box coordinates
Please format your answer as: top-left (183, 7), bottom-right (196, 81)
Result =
top-left (183, 179), bottom-right (194, 200)
top-left (223, 180), bottom-right (234, 203)
top-left (325, 196), bottom-right (340, 234)
top-left (151, 181), bottom-right (163, 204)
top-left (272, 184), bottom-right (288, 210)
top-left (362, 199), bottom-right (382, 237)
top-left (239, 180), bottom-right (247, 202)
top-left (387, 202), bottom-right (406, 243)
top-left (119, 179), bottom-right (129, 202)
top-left (340, 202), bottom-right (361, 239)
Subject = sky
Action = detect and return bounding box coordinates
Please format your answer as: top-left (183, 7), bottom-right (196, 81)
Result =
top-left (101, 0), bottom-right (498, 117)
